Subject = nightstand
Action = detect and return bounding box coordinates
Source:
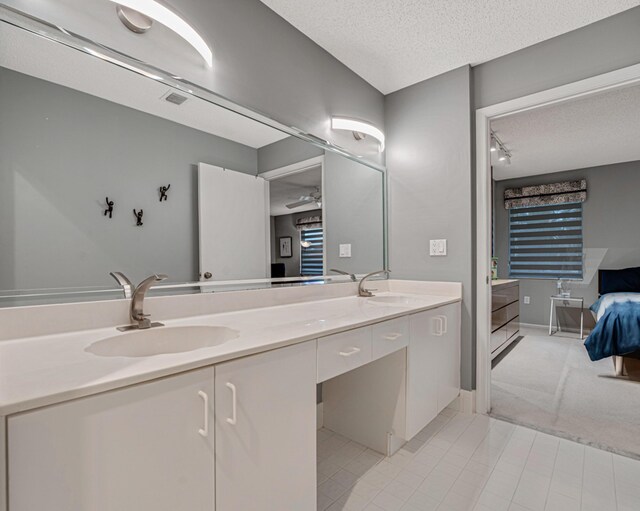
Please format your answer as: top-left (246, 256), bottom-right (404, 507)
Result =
top-left (549, 295), bottom-right (584, 339)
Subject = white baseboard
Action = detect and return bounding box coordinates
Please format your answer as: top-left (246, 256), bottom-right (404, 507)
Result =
top-left (460, 390), bottom-right (475, 414)
top-left (446, 390), bottom-right (475, 414)
top-left (317, 402), bottom-right (323, 430)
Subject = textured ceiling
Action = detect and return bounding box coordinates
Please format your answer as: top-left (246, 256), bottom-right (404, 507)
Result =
top-left (0, 22), bottom-right (288, 149)
top-left (260, 0), bottom-right (640, 93)
top-left (491, 84), bottom-right (640, 180)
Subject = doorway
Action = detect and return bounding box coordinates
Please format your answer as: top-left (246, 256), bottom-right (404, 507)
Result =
top-left (475, 63), bottom-right (640, 417)
top-left (262, 156), bottom-right (326, 280)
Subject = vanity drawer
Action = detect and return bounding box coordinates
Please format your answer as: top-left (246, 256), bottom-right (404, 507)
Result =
top-left (317, 327), bottom-right (372, 382)
top-left (372, 317), bottom-right (409, 360)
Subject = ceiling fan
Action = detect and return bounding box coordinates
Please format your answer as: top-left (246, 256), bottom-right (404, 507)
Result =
top-left (286, 188), bottom-right (322, 209)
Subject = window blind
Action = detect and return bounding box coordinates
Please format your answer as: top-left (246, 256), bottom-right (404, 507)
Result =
top-left (508, 202), bottom-right (583, 280)
top-left (300, 228), bottom-right (324, 276)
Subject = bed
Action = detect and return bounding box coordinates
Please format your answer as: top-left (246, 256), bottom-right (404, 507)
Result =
top-left (584, 267), bottom-right (640, 378)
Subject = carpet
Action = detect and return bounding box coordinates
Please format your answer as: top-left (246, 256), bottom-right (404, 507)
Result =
top-left (491, 327), bottom-right (640, 459)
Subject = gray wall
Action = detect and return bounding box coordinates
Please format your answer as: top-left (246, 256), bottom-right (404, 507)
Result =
top-left (0, 67), bottom-right (257, 289)
top-left (323, 152), bottom-right (385, 274)
top-left (494, 161), bottom-right (640, 327)
top-left (258, 136), bottom-right (324, 173)
top-left (4, 0), bottom-right (384, 164)
top-left (474, 6), bottom-right (640, 108)
top-left (385, 66), bottom-right (474, 391)
top-left (271, 209), bottom-right (321, 278)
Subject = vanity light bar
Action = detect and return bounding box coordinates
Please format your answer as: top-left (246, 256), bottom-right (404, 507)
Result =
top-left (331, 117), bottom-right (385, 152)
top-left (109, 0), bottom-right (213, 67)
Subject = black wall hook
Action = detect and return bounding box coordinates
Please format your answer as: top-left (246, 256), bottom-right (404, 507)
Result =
top-left (159, 184), bottom-right (170, 202)
top-left (133, 209), bottom-right (144, 226)
top-left (104, 197), bottom-right (114, 219)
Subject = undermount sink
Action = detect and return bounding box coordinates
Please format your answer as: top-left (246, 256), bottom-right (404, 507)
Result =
top-left (367, 295), bottom-right (427, 307)
top-left (86, 325), bottom-right (240, 357)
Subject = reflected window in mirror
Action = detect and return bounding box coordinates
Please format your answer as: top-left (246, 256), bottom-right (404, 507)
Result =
top-left (301, 228), bottom-right (324, 276)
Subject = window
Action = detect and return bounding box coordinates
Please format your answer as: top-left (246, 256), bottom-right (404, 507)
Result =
top-left (508, 202), bottom-right (583, 280)
top-left (300, 228), bottom-right (324, 276)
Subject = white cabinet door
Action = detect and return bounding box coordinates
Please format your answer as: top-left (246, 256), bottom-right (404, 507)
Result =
top-left (406, 309), bottom-right (442, 439)
top-left (406, 303), bottom-right (461, 439)
top-left (436, 302), bottom-right (461, 412)
top-left (215, 341), bottom-right (316, 511)
top-left (8, 368), bottom-right (215, 511)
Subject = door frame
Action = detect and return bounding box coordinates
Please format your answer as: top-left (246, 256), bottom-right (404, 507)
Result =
top-left (261, 156), bottom-right (327, 276)
top-left (475, 63), bottom-right (640, 415)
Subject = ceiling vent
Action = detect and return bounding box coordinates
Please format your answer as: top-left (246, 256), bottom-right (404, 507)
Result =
top-left (163, 91), bottom-right (188, 106)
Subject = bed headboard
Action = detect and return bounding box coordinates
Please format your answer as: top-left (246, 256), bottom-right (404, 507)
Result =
top-left (598, 267), bottom-right (640, 296)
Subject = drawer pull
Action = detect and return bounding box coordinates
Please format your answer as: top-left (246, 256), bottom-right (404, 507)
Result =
top-left (383, 332), bottom-right (403, 341)
top-left (339, 347), bottom-right (361, 357)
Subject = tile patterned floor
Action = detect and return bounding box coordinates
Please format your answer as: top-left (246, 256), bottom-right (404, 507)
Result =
top-left (317, 409), bottom-right (640, 511)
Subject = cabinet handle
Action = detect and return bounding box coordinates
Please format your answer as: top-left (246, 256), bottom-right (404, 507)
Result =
top-left (197, 390), bottom-right (209, 437)
top-left (433, 317), bottom-right (444, 336)
top-left (440, 315), bottom-right (448, 334)
top-left (339, 347), bottom-right (361, 357)
top-left (383, 332), bottom-right (403, 341)
top-left (226, 382), bottom-right (237, 425)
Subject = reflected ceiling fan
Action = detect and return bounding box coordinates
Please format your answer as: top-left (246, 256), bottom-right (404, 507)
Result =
top-left (286, 188), bottom-right (322, 209)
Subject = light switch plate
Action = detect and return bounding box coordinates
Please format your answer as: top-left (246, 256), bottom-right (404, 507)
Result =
top-left (429, 239), bottom-right (447, 256)
top-left (524, 296), bottom-right (530, 304)
top-left (339, 244), bottom-right (352, 258)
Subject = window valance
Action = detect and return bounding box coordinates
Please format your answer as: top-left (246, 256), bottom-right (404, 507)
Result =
top-left (295, 215), bottom-right (322, 231)
top-left (504, 179), bottom-right (587, 209)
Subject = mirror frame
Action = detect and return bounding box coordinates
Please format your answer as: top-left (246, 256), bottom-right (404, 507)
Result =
top-left (0, 4), bottom-right (388, 303)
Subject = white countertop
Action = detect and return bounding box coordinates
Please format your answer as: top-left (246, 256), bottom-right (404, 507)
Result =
top-left (0, 283), bottom-right (461, 416)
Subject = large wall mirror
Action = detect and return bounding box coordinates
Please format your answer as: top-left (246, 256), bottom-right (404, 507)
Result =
top-left (0, 8), bottom-right (386, 307)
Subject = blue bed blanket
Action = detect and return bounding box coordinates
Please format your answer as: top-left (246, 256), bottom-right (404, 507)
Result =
top-left (584, 302), bottom-right (640, 361)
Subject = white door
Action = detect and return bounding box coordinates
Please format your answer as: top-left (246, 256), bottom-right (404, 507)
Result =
top-left (8, 367), bottom-right (215, 511)
top-left (215, 341), bottom-right (316, 511)
top-left (198, 163), bottom-right (269, 281)
top-left (437, 302), bottom-right (461, 411)
top-left (406, 309), bottom-right (442, 439)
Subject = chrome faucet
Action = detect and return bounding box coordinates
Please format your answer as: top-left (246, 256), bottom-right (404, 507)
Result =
top-left (358, 270), bottom-right (390, 297)
top-left (330, 268), bottom-right (357, 282)
top-left (110, 271), bottom-right (133, 299)
top-left (117, 274), bottom-right (168, 331)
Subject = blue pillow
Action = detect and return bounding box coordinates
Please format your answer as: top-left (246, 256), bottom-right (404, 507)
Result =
top-left (600, 267), bottom-right (640, 295)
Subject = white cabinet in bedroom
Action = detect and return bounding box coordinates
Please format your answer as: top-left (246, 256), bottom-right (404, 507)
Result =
top-left (8, 367), bottom-right (215, 511)
top-left (214, 341), bottom-right (317, 511)
top-left (406, 302), bottom-right (461, 440)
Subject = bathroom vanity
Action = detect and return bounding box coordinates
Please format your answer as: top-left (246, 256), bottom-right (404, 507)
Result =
top-left (0, 280), bottom-right (461, 511)
top-left (0, 7), bottom-right (461, 510)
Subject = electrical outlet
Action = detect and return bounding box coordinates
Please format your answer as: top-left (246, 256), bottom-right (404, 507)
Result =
top-left (429, 239), bottom-right (447, 256)
top-left (524, 296), bottom-right (530, 304)
top-left (339, 244), bottom-right (351, 258)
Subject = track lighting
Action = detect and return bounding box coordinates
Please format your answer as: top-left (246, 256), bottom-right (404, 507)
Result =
top-left (491, 130), bottom-right (512, 165)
